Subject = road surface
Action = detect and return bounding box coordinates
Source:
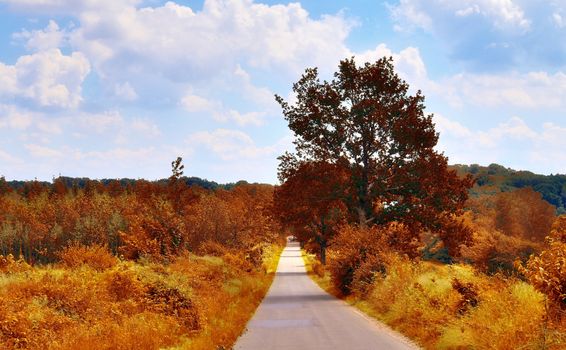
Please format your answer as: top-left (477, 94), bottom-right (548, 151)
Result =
top-left (235, 242), bottom-right (419, 350)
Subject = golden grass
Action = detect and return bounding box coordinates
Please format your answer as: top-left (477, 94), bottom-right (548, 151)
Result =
top-left (0, 244), bottom-right (283, 350)
top-left (302, 250), bottom-right (565, 350)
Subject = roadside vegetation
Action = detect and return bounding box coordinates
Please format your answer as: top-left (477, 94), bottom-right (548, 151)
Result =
top-left (304, 216), bottom-right (565, 349)
top-left (0, 159), bottom-right (284, 350)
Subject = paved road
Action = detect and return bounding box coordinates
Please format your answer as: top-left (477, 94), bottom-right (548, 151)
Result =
top-left (235, 242), bottom-right (419, 350)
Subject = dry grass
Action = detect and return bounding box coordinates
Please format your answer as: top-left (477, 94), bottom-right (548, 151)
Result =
top-left (0, 244), bottom-right (283, 350)
top-left (303, 250), bottom-right (565, 350)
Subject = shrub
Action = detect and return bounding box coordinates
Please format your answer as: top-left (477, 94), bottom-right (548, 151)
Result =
top-left (328, 224), bottom-right (387, 295)
top-left (144, 282), bottom-right (201, 331)
top-left (0, 254), bottom-right (31, 273)
top-left (58, 243), bottom-right (117, 271)
top-left (197, 240), bottom-right (229, 256)
top-left (517, 216), bottom-right (566, 317)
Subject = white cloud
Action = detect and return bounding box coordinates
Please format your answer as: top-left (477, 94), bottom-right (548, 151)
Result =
top-left (439, 71), bottom-right (566, 108)
top-left (131, 119), bottom-right (161, 137)
top-left (0, 149), bottom-right (21, 164)
top-left (181, 93), bottom-right (218, 113)
top-left (354, 45), bottom-right (566, 111)
top-left (353, 44), bottom-right (427, 88)
top-left (56, 0), bottom-right (353, 86)
top-left (225, 110), bottom-right (264, 126)
top-left (391, 0), bottom-right (530, 33)
top-left (0, 49), bottom-right (90, 108)
top-left (434, 114), bottom-right (566, 174)
top-left (233, 65), bottom-right (276, 108)
top-left (25, 143), bottom-right (62, 158)
top-left (552, 12), bottom-right (566, 28)
top-left (187, 128), bottom-right (278, 160)
top-left (0, 0), bottom-right (142, 15)
top-left (78, 110), bottom-right (123, 133)
top-left (433, 113), bottom-right (473, 138)
top-left (114, 82), bottom-right (138, 101)
top-left (180, 92), bottom-right (265, 126)
top-left (0, 104), bottom-right (34, 129)
top-left (13, 20), bottom-right (65, 52)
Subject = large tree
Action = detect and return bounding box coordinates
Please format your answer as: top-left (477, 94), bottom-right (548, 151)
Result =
top-left (275, 57), bottom-right (472, 257)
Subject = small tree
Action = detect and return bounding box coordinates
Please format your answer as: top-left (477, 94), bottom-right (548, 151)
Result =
top-left (169, 157), bottom-right (185, 213)
top-left (274, 160), bottom-right (349, 264)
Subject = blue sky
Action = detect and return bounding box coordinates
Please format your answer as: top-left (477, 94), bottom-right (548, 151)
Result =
top-left (0, 0), bottom-right (565, 183)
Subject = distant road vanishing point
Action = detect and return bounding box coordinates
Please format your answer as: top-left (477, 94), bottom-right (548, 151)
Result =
top-left (235, 242), bottom-right (420, 350)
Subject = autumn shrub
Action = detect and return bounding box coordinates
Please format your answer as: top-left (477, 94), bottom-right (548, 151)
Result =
top-left (311, 258), bottom-right (325, 278)
top-left (104, 268), bottom-right (144, 301)
top-left (144, 282), bottom-right (200, 331)
top-left (359, 257), bottom-right (549, 349)
top-left (0, 254), bottom-right (31, 273)
top-left (518, 215), bottom-right (566, 318)
top-left (327, 225), bottom-right (382, 295)
top-left (197, 240), bottom-right (229, 256)
top-left (58, 243), bottom-right (117, 271)
top-left (328, 223), bottom-right (415, 295)
top-left (244, 243), bottom-right (265, 268)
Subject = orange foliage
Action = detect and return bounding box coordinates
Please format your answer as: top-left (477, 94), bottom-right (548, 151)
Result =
top-left (518, 215), bottom-right (566, 316)
top-left (0, 178), bottom-right (283, 349)
top-left (58, 243), bottom-right (117, 271)
top-left (463, 188), bottom-right (556, 273)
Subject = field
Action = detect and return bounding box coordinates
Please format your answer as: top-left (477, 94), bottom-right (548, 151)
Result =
top-left (0, 178), bottom-right (283, 349)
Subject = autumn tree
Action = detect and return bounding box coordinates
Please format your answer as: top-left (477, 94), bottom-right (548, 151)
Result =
top-left (0, 176), bottom-right (10, 195)
top-left (274, 161), bottom-right (349, 263)
top-left (169, 157), bottom-right (185, 213)
top-left (275, 57), bottom-right (472, 257)
top-left (494, 187), bottom-right (555, 242)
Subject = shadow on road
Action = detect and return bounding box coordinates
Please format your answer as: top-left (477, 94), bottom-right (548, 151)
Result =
top-left (263, 293), bottom-right (334, 304)
top-left (274, 271), bottom-right (307, 276)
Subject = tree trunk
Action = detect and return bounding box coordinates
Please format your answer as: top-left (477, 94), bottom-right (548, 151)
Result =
top-left (320, 239), bottom-right (327, 265)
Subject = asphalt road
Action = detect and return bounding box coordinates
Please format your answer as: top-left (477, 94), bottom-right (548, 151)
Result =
top-left (234, 242), bottom-right (419, 350)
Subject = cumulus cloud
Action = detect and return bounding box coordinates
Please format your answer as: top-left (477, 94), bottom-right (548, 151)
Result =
top-left (0, 49), bottom-right (90, 108)
top-left (12, 20), bottom-right (65, 52)
top-left (58, 0), bottom-right (353, 85)
top-left (353, 44), bottom-right (427, 90)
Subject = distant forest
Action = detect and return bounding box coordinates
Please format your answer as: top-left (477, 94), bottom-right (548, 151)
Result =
top-left (452, 163), bottom-right (566, 214)
top-left (1, 176), bottom-right (249, 192)
top-left (2, 163), bottom-right (565, 214)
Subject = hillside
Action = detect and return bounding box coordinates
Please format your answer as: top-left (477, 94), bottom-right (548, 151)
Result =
top-left (451, 163), bottom-right (566, 214)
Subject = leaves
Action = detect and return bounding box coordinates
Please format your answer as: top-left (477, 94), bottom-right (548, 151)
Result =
top-left (275, 57), bottom-right (472, 259)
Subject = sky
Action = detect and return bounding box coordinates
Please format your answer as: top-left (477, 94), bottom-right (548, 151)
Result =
top-left (0, 0), bottom-right (565, 183)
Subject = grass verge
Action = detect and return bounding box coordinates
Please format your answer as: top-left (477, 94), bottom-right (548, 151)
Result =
top-left (0, 244), bottom-right (283, 350)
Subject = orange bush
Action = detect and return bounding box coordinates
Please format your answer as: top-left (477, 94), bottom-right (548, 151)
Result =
top-left (517, 215), bottom-right (566, 317)
top-left (58, 243), bottom-right (117, 271)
